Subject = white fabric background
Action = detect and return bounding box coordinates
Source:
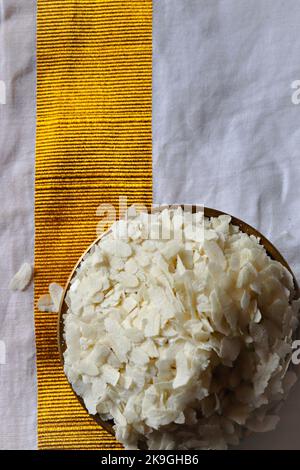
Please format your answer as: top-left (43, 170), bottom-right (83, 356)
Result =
top-left (0, 0), bottom-right (36, 449)
top-left (1, 0), bottom-right (300, 450)
top-left (153, 0), bottom-right (300, 449)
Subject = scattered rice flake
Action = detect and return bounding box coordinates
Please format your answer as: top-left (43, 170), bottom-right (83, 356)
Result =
top-left (37, 293), bottom-right (55, 312)
top-left (9, 262), bottom-right (33, 291)
top-left (37, 282), bottom-right (64, 313)
top-left (49, 282), bottom-right (64, 311)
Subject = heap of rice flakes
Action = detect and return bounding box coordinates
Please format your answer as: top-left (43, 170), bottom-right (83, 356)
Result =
top-left (63, 208), bottom-right (299, 449)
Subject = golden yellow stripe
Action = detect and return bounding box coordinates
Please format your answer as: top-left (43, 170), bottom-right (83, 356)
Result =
top-left (35, 0), bottom-right (152, 449)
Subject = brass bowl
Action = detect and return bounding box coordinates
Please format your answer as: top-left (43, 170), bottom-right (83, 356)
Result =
top-left (58, 206), bottom-right (299, 440)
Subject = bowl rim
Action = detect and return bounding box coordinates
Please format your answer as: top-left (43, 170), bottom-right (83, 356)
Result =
top-left (57, 206), bottom-right (299, 439)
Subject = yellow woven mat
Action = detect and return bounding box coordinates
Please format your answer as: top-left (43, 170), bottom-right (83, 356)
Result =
top-left (35, 0), bottom-right (152, 449)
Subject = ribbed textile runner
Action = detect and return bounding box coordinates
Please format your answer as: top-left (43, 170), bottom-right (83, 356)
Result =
top-left (35, 0), bottom-right (152, 449)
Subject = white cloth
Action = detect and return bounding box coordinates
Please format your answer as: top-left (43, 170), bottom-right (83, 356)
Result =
top-left (153, 0), bottom-right (300, 449)
top-left (0, 0), bottom-right (37, 449)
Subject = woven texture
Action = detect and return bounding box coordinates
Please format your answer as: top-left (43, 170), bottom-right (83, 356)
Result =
top-left (35, 0), bottom-right (152, 449)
